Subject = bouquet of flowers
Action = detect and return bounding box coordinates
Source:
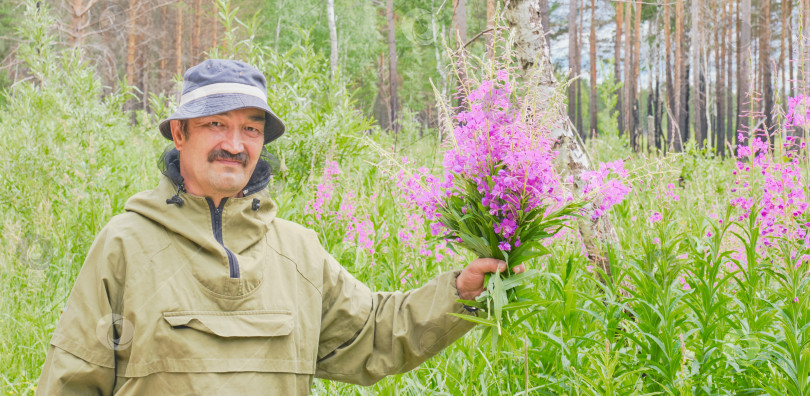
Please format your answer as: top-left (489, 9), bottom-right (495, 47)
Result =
top-left (397, 69), bottom-right (582, 343)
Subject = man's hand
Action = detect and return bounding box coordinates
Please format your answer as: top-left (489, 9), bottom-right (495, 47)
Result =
top-left (455, 258), bottom-right (526, 300)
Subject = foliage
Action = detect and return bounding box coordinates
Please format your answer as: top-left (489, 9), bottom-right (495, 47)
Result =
top-left (596, 60), bottom-right (622, 138)
top-left (0, 3), bottom-right (161, 391)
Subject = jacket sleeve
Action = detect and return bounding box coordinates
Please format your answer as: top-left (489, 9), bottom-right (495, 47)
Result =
top-left (36, 226), bottom-right (125, 395)
top-left (314, 253), bottom-right (477, 385)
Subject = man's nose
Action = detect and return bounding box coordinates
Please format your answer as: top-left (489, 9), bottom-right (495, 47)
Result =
top-left (220, 127), bottom-right (245, 154)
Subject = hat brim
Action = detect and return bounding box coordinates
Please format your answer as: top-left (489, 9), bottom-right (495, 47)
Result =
top-left (158, 93), bottom-right (285, 144)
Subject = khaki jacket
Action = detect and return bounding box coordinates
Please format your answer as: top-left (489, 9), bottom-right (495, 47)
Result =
top-left (36, 169), bottom-right (476, 395)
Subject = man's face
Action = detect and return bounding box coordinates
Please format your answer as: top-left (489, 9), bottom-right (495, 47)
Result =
top-left (170, 108), bottom-right (266, 201)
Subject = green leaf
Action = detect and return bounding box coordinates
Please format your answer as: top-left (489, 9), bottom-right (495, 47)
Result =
top-left (448, 313), bottom-right (497, 327)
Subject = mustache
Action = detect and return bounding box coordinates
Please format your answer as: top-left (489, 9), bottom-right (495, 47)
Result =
top-left (208, 149), bottom-right (248, 166)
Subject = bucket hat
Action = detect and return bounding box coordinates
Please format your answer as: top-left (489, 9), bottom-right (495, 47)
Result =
top-left (158, 59), bottom-right (286, 144)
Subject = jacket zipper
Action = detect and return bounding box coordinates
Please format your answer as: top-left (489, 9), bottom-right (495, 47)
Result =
top-left (206, 198), bottom-right (240, 278)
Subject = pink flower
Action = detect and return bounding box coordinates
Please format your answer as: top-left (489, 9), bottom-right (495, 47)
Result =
top-left (649, 211), bottom-right (663, 223)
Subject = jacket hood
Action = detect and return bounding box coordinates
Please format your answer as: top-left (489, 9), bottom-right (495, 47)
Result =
top-left (124, 149), bottom-right (278, 256)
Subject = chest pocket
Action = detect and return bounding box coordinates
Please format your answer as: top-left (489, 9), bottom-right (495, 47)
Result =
top-left (119, 310), bottom-right (315, 377)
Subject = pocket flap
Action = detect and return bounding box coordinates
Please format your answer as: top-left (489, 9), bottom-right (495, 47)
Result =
top-left (162, 310), bottom-right (293, 338)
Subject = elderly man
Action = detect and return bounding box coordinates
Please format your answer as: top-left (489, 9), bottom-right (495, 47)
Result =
top-left (36, 59), bottom-right (520, 395)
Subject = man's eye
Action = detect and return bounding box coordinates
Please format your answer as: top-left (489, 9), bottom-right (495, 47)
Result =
top-left (209, 121), bottom-right (223, 127)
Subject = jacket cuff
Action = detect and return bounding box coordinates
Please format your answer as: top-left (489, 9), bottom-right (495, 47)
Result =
top-left (451, 270), bottom-right (481, 314)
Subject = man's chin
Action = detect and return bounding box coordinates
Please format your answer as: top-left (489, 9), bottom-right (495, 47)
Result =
top-left (210, 176), bottom-right (248, 196)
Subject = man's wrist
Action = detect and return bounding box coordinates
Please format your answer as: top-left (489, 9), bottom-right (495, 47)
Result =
top-left (453, 271), bottom-right (480, 313)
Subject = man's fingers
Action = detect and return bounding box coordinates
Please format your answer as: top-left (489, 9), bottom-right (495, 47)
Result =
top-left (471, 258), bottom-right (506, 274)
top-left (471, 258), bottom-right (527, 275)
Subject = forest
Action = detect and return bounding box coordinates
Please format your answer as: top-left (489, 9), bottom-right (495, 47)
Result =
top-left (3, 0), bottom-right (810, 394)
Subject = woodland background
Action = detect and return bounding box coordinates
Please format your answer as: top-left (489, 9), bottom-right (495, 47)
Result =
top-left (0, 0), bottom-right (800, 151)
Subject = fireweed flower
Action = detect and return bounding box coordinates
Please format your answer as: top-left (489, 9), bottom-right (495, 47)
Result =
top-left (304, 161), bottom-right (341, 221)
top-left (730, 123), bottom-right (810, 256)
top-left (581, 160), bottom-right (632, 220)
top-left (394, 69), bottom-right (629, 335)
top-left (785, 94), bottom-right (810, 129)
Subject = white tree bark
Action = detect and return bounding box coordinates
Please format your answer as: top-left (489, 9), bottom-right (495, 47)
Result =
top-left (327, 0), bottom-right (338, 80)
top-left (504, 0), bottom-right (618, 278)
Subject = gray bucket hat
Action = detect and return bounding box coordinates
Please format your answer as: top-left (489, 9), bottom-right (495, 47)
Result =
top-left (158, 59), bottom-right (286, 144)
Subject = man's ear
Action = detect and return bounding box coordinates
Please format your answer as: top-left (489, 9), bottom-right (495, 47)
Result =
top-left (170, 120), bottom-right (185, 150)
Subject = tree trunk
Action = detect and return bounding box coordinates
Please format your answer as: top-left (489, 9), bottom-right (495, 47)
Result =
top-left (386, 0), bottom-right (399, 141)
top-left (690, 0), bottom-right (702, 147)
top-left (160, 5), bottom-right (168, 73)
top-left (576, 0), bottom-right (584, 137)
top-left (212, 1), bottom-right (218, 50)
top-left (615, 2), bottom-right (624, 135)
top-left (69, 0), bottom-right (98, 47)
top-left (193, 0), bottom-right (201, 63)
top-left (655, 79), bottom-right (662, 151)
top-left (175, 1), bottom-right (183, 77)
top-left (796, 0), bottom-right (810, 95)
top-left (589, 0), bottom-right (597, 138)
top-left (126, 0), bottom-right (139, 85)
top-left (727, 0), bottom-right (735, 152)
top-left (568, 0), bottom-right (578, 133)
top-left (654, 11), bottom-right (662, 151)
top-left (328, 0), bottom-right (338, 80)
top-left (452, 0), bottom-right (467, 55)
top-left (761, 0), bottom-right (773, 139)
top-left (738, 0), bottom-right (751, 138)
top-left (677, 0), bottom-right (688, 147)
top-left (137, 14), bottom-right (148, 111)
top-left (735, 0), bottom-right (741, 148)
top-left (632, 0), bottom-right (641, 150)
top-left (717, 0), bottom-right (726, 157)
top-left (432, 17), bottom-right (448, 100)
top-left (452, 0), bottom-right (468, 109)
top-left (781, 0), bottom-right (788, 98)
top-left (788, 0), bottom-right (794, 97)
top-left (504, 0), bottom-right (618, 278)
top-left (624, 2), bottom-right (633, 140)
top-left (539, 0), bottom-right (551, 49)
top-left (487, 0), bottom-right (495, 58)
top-left (665, 3), bottom-right (675, 152)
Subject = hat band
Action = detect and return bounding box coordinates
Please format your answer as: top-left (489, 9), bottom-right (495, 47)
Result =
top-left (179, 83), bottom-right (267, 106)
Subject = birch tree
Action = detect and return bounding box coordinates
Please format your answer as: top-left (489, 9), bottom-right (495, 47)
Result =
top-left (504, 0), bottom-right (619, 277)
top-left (327, 0), bottom-right (338, 80)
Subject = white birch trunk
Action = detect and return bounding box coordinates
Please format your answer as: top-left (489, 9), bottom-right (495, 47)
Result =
top-left (504, 0), bottom-right (618, 278)
top-left (327, 0), bottom-right (338, 81)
